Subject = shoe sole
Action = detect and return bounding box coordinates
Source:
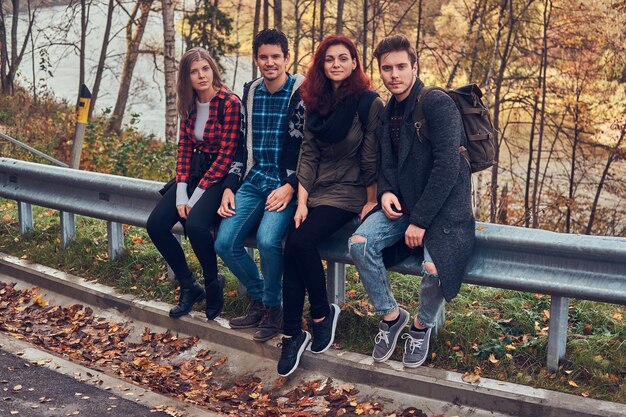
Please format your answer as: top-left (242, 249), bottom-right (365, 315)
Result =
top-left (229, 321), bottom-right (261, 329)
top-left (168, 289), bottom-right (206, 318)
top-left (372, 308), bottom-right (410, 363)
top-left (253, 329), bottom-right (279, 342)
top-left (278, 331), bottom-right (311, 377)
top-left (311, 303), bottom-right (340, 354)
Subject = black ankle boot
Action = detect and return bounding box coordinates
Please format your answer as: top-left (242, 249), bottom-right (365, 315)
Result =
top-left (205, 274), bottom-right (225, 320)
top-left (169, 279), bottom-right (205, 318)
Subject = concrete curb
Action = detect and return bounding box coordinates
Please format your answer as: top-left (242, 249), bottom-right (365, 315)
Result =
top-left (0, 333), bottom-right (220, 417)
top-left (1, 254), bottom-right (623, 417)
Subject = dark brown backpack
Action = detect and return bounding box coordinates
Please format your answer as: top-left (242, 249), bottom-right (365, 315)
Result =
top-left (412, 84), bottom-right (496, 173)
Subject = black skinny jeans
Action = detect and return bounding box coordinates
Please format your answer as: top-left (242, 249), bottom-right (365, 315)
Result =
top-left (146, 183), bottom-right (222, 286)
top-left (282, 205), bottom-right (356, 336)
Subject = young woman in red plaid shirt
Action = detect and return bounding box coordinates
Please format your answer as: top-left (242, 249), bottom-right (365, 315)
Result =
top-left (147, 48), bottom-right (241, 321)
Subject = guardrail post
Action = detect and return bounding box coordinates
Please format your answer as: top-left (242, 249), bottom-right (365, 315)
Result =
top-left (547, 296), bottom-right (569, 371)
top-left (60, 211), bottom-right (76, 247)
top-left (166, 234), bottom-right (182, 281)
top-left (18, 202), bottom-right (33, 234)
top-left (107, 221), bottom-right (124, 260)
top-left (327, 261), bottom-right (346, 305)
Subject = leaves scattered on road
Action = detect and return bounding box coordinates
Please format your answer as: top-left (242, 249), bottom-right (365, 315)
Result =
top-left (0, 282), bottom-right (431, 416)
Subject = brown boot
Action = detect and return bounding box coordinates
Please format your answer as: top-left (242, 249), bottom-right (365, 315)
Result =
top-left (253, 305), bottom-right (283, 342)
top-left (229, 299), bottom-right (264, 329)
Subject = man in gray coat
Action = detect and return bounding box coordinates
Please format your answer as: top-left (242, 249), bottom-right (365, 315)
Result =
top-left (348, 35), bottom-right (475, 367)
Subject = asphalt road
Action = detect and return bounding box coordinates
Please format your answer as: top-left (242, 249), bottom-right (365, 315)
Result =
top-left (0, 348), bottom-right (170, 417)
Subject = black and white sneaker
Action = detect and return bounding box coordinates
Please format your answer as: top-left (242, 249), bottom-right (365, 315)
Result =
top-left (277, 330), bottom-right (311, 377)
top-left (310, 303), bottom-right (340, 353)
top-left (402, 326), bottom-right (432, 368)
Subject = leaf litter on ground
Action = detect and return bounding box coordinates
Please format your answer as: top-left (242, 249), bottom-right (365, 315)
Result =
top-left (0, 281), bottom-right (432, 416)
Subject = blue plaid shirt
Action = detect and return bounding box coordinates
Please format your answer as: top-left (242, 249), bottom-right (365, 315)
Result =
top-left (246, 74), bottom-right (296, 192)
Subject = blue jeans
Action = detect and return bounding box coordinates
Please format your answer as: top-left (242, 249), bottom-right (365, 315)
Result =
top-left (348, 210), bottom-right (445, 328)
top-left (215, 180), bottom-right (296, 307)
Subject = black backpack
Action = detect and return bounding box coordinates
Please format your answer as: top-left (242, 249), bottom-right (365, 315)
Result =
top-left (412, 84), bottom-right (496, 173)
top-left (357, 90), bottom-right (380, 132)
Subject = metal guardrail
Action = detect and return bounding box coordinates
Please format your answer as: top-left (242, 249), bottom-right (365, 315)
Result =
top-left (0, 133), bottom-right (69, 167)
top-left (1, 157), bottom-right (625, 371)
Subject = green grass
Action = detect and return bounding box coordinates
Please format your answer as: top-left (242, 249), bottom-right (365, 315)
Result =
top-left (0, 198), bottom-right (624, 403)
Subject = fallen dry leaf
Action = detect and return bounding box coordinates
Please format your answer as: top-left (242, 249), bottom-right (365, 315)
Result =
top-left (568, 380), bottom-right (579, 387)
top-left (462, 373), bottom-right (481, 384)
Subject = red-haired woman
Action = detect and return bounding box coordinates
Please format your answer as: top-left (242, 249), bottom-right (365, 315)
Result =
top-left (278, 35), bottom-right (383, 376)
top-left (146, 48), bottom-right (241, 321)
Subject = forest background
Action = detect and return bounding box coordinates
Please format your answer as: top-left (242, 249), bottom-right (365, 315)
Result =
top-left (1, 0), bottom-right (625, 236)
top-left (1, 0), bottom-right (625, 404)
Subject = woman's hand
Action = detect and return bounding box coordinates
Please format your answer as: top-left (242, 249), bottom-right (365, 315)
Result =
top-left (359, 201), bottom-right (377, 222)
top-left (218, 189), bottom-right (236, 218)
top-left (294, 204), bottom-right (308, 228)
top-left (177, 204), bottom-right (191, 219)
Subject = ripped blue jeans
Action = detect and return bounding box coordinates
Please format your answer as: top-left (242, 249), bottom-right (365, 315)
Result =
top-left (348, 210), bottom-right (445, 328)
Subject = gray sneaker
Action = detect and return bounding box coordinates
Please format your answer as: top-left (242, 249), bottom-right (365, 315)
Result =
top-left (402, 326), bottom-right (432, 368)
top-left (372, 307), bottom-right (410, 362)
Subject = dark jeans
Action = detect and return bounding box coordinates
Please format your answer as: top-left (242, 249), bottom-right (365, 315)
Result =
top-left (282, 205), bottom-right (355, 336)
top-left (146, 183), bottom-right (222, 285)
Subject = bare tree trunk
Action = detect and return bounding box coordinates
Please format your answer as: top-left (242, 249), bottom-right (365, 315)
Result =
top-left (415, 0), bottom-right (423, 77)
top-left (275, 0), bottom-right (282, 31)
top-left (162, 0), bottom-right (177, 142)
top-left (369, 0), bottom-right (378, 79)
top-left (362, 0), bottom-right (368, 72)
top-left (311, 0), bottom-right (317, 53)
top-left (252, 0), bottom-right (261, 78)
top-left (319, 0), bottom-right (325, 42)
top-left (78, 0), bottom-right (87, 105)
top-left (586, 124), bottom-right (625, 235)
top-left (446, 0), bottom-right (485, 88)
top-left (468, 1), bottom-right (490, 83)
top-left (1, 0), bottom-right (36, 95)
top-left (336, 0), bottom-right (344, 34)
top-left (208, 0), bottom-right (219, 53)
top-left (565, 89), bottom-right (582, 233)
top-left (537, 112), bottom-right (566, 209)
top-left (89, 0), bottom-right (114, 117)
top-left (263, 0), bottom-right (269, 29)
top-left (232, 0), bottom-right (243, 89)
top-left (30, 30), bottom-right (36, 102)
top-left (524, 81), bottom-right (541, 226)
top-left (487, 0), bottom-right (523, 223)
top-left (109, 0), bottom-right (154, 133)
top-left (530, 0), bottom-right (551, 228)
top-left (485, 0), bottom-right (509, 223)
top-left (293, 0), bottom-right (301, 73)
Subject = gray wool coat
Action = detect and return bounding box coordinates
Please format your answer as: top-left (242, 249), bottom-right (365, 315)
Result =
top-left (378, 79), bottom-right (475, 301)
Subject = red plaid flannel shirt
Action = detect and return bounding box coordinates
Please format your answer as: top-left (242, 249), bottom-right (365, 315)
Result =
top-left (176, 86), bottom-right (241, 189)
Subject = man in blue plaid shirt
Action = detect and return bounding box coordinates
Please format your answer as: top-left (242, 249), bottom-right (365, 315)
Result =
top-left (215, 29), bottom-right (306, 342)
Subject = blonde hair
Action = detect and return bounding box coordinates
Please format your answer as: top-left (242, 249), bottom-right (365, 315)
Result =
top-left (176, 48), bottom-right (224, 118)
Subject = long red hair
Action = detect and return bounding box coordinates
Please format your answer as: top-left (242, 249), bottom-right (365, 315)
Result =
top-left (300, 35), bottom-right (371, 116)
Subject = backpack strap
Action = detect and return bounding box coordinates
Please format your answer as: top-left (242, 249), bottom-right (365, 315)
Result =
top-left (217, 92), bottom-right (231, 125)
top-left (357, 90), bottom-right (380, 133)
top-left (411, 86), bottom-right (446, 142)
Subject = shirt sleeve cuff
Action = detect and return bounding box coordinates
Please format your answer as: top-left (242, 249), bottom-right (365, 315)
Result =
top-left (176, 183), bottom-right (189, 206)
top-left (187, 187), bottom-right (205, 208)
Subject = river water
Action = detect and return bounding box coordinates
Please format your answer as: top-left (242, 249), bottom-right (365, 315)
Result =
top-left (14, 2), bottom-right (252, 139)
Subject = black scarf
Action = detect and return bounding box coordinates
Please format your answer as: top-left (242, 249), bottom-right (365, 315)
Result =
top-left (306, 95), bottom-right (359, 143)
